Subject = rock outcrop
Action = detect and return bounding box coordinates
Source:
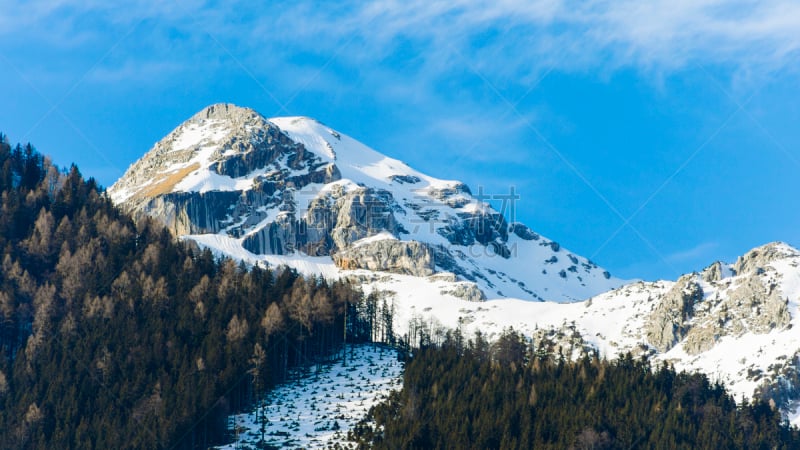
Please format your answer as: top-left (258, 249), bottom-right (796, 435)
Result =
top-left (241, 186), bottom-right (403, 256)
top-left (440, 282), bottom-right (486, 302)
top-left (645, 275), bottom-right (703, 352)
top-left (332, 239), bottom-right (434, 276)
top-left (111, 104), bottom-right (341, 238)
top-left (682, 273), bottom-right (790, 355)
top-left (531, 323), bottom-right (597, 360)
top-left (510, 222), bottom-right (540, 241)
top-left (701, 261), bottom-right (725, 282)
top-left (641, 244), bottom-right (794, 356)
top-left (734, 242), bottom-right (798, 275)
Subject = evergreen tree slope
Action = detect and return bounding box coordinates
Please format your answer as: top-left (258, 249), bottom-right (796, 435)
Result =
top-left (352, 329), bottom-right (800, 450)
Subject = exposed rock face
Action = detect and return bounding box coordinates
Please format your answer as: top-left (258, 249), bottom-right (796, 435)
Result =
top-left (440, 282), bottom-right (486, 302)
top-left (426, 183), bottom-right (472, 208)
top-left (640, 245), bottom-right (794, 356)
top-left (437, 211), bottom-right (509, 249)
top-left (531, 323), bottom-right (597, 360)
top-left (389, 174), bottom-right (421, 185)
top-left (133, 159), bottom-right (341, 238)
top-left (727, 275), bottom-right (790, 333)
top-left (136, 191), bottom-right (241, 236)
top-left (329, 189), bottom-right (402, 250)
top-left (646, 275), bottom-right (703, 352)
top-left (332, 239), bottom-right (434, 277)
top-left (427, 272), bottom-right (458, 283)
top-left (682, 273), bottom-right (790, 355)
top-left (754, 351), bottom-right (800, 411)
top-left (241, 186), bottom-right (403, 256)
top-left (734, 242), bottom-right (797, 275)
top-left (701, 261), bottom-right (724, 282)
top-left (510, 222), bottom-right (539, 241)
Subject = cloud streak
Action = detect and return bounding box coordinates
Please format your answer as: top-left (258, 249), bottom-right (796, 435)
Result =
top-left (255, 0), bottom-right (800, 82)
top-left (7, 1), bottom-right (800, 78)
top-left (666, 241), bottom-right (719, 264)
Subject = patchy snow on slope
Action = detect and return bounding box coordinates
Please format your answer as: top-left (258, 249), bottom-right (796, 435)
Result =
top-left (173, 163), bottom-right (262, 193)
top-left (185, 233), bottom-right (343, 279)
top-left (217, 344), bottom-right (403, 450)
top-left (171, 119), bottom-right (229, 151)
top-left (185, 230), bottom-right (649, 346)
top-left (789, 405), bottom-right (800, 428)
top-left (352, 232), bottom-right (397, 248)
top-left (192, 234), bottom-right (800, 422)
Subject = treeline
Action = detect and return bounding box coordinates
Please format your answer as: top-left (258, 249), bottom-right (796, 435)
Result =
top-left (0, 136), bottom-right (378, 449)
top-left (351, 328), bottom-right (800, 449)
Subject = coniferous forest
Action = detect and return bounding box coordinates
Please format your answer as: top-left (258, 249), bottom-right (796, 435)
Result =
top-left (350, 328), bottom-right (800, 449)
top-left (0, 137), bottom-right (380, 448)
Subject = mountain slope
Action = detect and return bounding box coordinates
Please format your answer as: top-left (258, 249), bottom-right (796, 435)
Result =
top-left (461, 242), bottom-right (800, 415)
top-left (109, 103), bottom-right (622, 303)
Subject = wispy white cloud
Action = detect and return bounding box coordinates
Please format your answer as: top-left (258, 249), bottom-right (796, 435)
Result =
top-left (87, 59), bottom-right (185, 83)
top-left (253, 0), bottom-right (800, 84)
top-left (7, 0), bottom-right (800, 78)
top-left (666, 241), bottom-right (719, 264)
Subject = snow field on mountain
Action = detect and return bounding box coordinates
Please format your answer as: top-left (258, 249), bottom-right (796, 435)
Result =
top-left (217, 344), bottom-right (403, 449)
top-left (267, 116), bottom-right (434, 187)
top-left (190, 232), bottom-right (800, 425)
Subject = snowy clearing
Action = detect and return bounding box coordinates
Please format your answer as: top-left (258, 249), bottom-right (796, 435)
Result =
top-left (217, 344), bottom-right (403, 449)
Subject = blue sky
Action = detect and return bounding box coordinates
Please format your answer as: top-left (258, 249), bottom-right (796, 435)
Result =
top-left (2, 0), bottom-right (800, 281)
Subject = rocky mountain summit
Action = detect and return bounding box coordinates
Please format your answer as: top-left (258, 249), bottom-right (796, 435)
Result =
top-left (110, 103), bottom-right (622, 302)
top-left (110, 104), bottom-right (339, 237)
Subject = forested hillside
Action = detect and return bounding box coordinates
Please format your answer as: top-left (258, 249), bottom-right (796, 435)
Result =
top-left (351, 329), bottom-right (800, 449)
top-left (0, 136), bottom-right (375, 449)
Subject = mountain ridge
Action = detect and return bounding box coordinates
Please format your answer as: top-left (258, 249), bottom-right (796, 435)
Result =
top-left (109, 103), bottom-right (623, 303)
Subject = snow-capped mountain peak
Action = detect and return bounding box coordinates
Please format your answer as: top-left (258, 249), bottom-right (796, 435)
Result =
top-left (267, 116), bottom-right (444, 187)
top-left (109, 103), bottom-right (623, 303)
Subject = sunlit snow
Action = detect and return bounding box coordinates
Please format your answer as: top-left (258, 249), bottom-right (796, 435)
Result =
top-left (217, 344), bottom-right (403, 449)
